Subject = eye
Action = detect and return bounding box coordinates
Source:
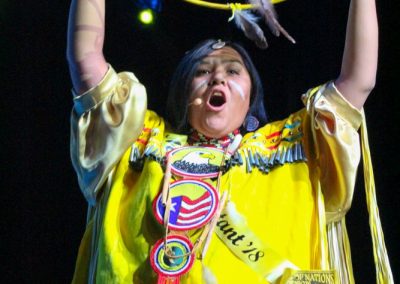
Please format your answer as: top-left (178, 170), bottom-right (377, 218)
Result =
top-left (227, 69), bottom-right (240, 75)
top-left (195, 69), bottom-right (211, 76)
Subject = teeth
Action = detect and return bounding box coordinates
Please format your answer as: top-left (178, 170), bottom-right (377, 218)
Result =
top-left (212, 92), bottom-right (223, 96)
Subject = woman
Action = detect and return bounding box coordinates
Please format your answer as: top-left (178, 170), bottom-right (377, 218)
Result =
top-left (67, 0), bottom-right (392, 283)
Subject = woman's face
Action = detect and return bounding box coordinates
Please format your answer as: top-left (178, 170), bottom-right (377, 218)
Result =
top-left (188, 47), bottom-right (251, 138)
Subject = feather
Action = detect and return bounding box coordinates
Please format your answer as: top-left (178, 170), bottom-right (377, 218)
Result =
top-left (249, 0), bottom-right (296, 44)
top-left (225, 201), bottom-right (247, 224)
top-left (202, 264), bottom-right (217, 284)
top-left (232, 10), bottom-right (268, 49)
top-left (249, 0), bottom-right (279, 35)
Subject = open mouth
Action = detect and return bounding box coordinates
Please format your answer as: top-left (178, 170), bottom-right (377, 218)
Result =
top-left (209, 92), bottom-right (226, 107)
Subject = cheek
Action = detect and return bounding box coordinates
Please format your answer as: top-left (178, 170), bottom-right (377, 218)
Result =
top-left (188, 107), bottom-right (200, 127)
top-left (191, 79), bottom-right (208, 96)
top-left (227, 80), bottom-right (246, 100)
top-left (228, 78), bottom-right (252, 102)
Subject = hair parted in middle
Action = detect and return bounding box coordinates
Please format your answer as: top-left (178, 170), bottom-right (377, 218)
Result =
top-left (166, 39), bottom-right (268, 135)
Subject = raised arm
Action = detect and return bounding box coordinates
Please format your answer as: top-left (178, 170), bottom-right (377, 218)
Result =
top-left (67, 0), bottom-right (108, 94)
top-left (335, 0), bottom-right (378, 110)
top-left (67, 0), bottom-right (148, 204)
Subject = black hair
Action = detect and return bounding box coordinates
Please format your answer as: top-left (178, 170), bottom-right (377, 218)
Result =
top-left (166, 39), bottom-right (268, 134)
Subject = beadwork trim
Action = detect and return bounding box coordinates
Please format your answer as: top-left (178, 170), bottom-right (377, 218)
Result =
top-left (129, 131), bottom-right (307, 174)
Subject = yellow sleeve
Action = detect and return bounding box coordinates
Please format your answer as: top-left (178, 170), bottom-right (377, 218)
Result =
top-left (302, 82), bottom-right (363, 222)
top-left (70, 65), bottom-right (147, 205)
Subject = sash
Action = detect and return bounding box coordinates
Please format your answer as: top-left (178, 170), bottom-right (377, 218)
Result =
top-left (215, 202), bottom-right (337, 284)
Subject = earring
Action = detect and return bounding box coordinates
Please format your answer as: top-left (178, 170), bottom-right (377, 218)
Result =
top-left (244, 115), bottom-right (259, 132)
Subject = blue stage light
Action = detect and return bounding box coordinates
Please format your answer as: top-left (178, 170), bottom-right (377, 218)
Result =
top-left (135, 0), bottom-right (162, 12)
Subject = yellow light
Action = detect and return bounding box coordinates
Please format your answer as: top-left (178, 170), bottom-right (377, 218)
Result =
top-left (138, 9), bottom-right (154, 25)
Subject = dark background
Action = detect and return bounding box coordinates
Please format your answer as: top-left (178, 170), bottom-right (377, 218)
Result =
top-left (2, 0), bottom-right (399, 282)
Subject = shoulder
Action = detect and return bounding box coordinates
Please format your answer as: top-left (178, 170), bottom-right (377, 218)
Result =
top-left (242, 109), bottom-right (307, 149)
top-left (129, 111), bottom-right (189, 169)
top-left (235, 110), bottom-right (308, 173)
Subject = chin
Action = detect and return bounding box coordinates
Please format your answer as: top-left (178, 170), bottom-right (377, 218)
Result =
top-left (202, 125), bottom-right (238, 138)
top-left (191, 116), bottom-right (243, 138)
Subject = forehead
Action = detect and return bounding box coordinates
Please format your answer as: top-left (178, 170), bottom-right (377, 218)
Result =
top-left (200, 47), bottom-right (245, 65)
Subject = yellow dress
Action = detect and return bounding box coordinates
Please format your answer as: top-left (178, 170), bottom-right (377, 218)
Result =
top-left (69, 66), bottom-right (388, 283)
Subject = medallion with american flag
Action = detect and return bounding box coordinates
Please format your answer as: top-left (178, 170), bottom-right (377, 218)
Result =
top-left (153, 179), bottom-right (219, 231)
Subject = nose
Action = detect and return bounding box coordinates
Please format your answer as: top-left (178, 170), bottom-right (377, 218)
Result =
top-left (208, 72), bottom-right (226, 86)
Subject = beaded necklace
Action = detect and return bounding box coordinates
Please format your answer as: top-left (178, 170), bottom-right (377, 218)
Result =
top-left (150, 129), bottom-right (242, 283)
top-left (188, 129), bottom-right (240, 148)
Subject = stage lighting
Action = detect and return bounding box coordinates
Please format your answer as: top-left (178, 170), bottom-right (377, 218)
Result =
top-left (138, 9), bottom-right (154, 25)
top-left (136, 0), bottom-right (162, 12)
